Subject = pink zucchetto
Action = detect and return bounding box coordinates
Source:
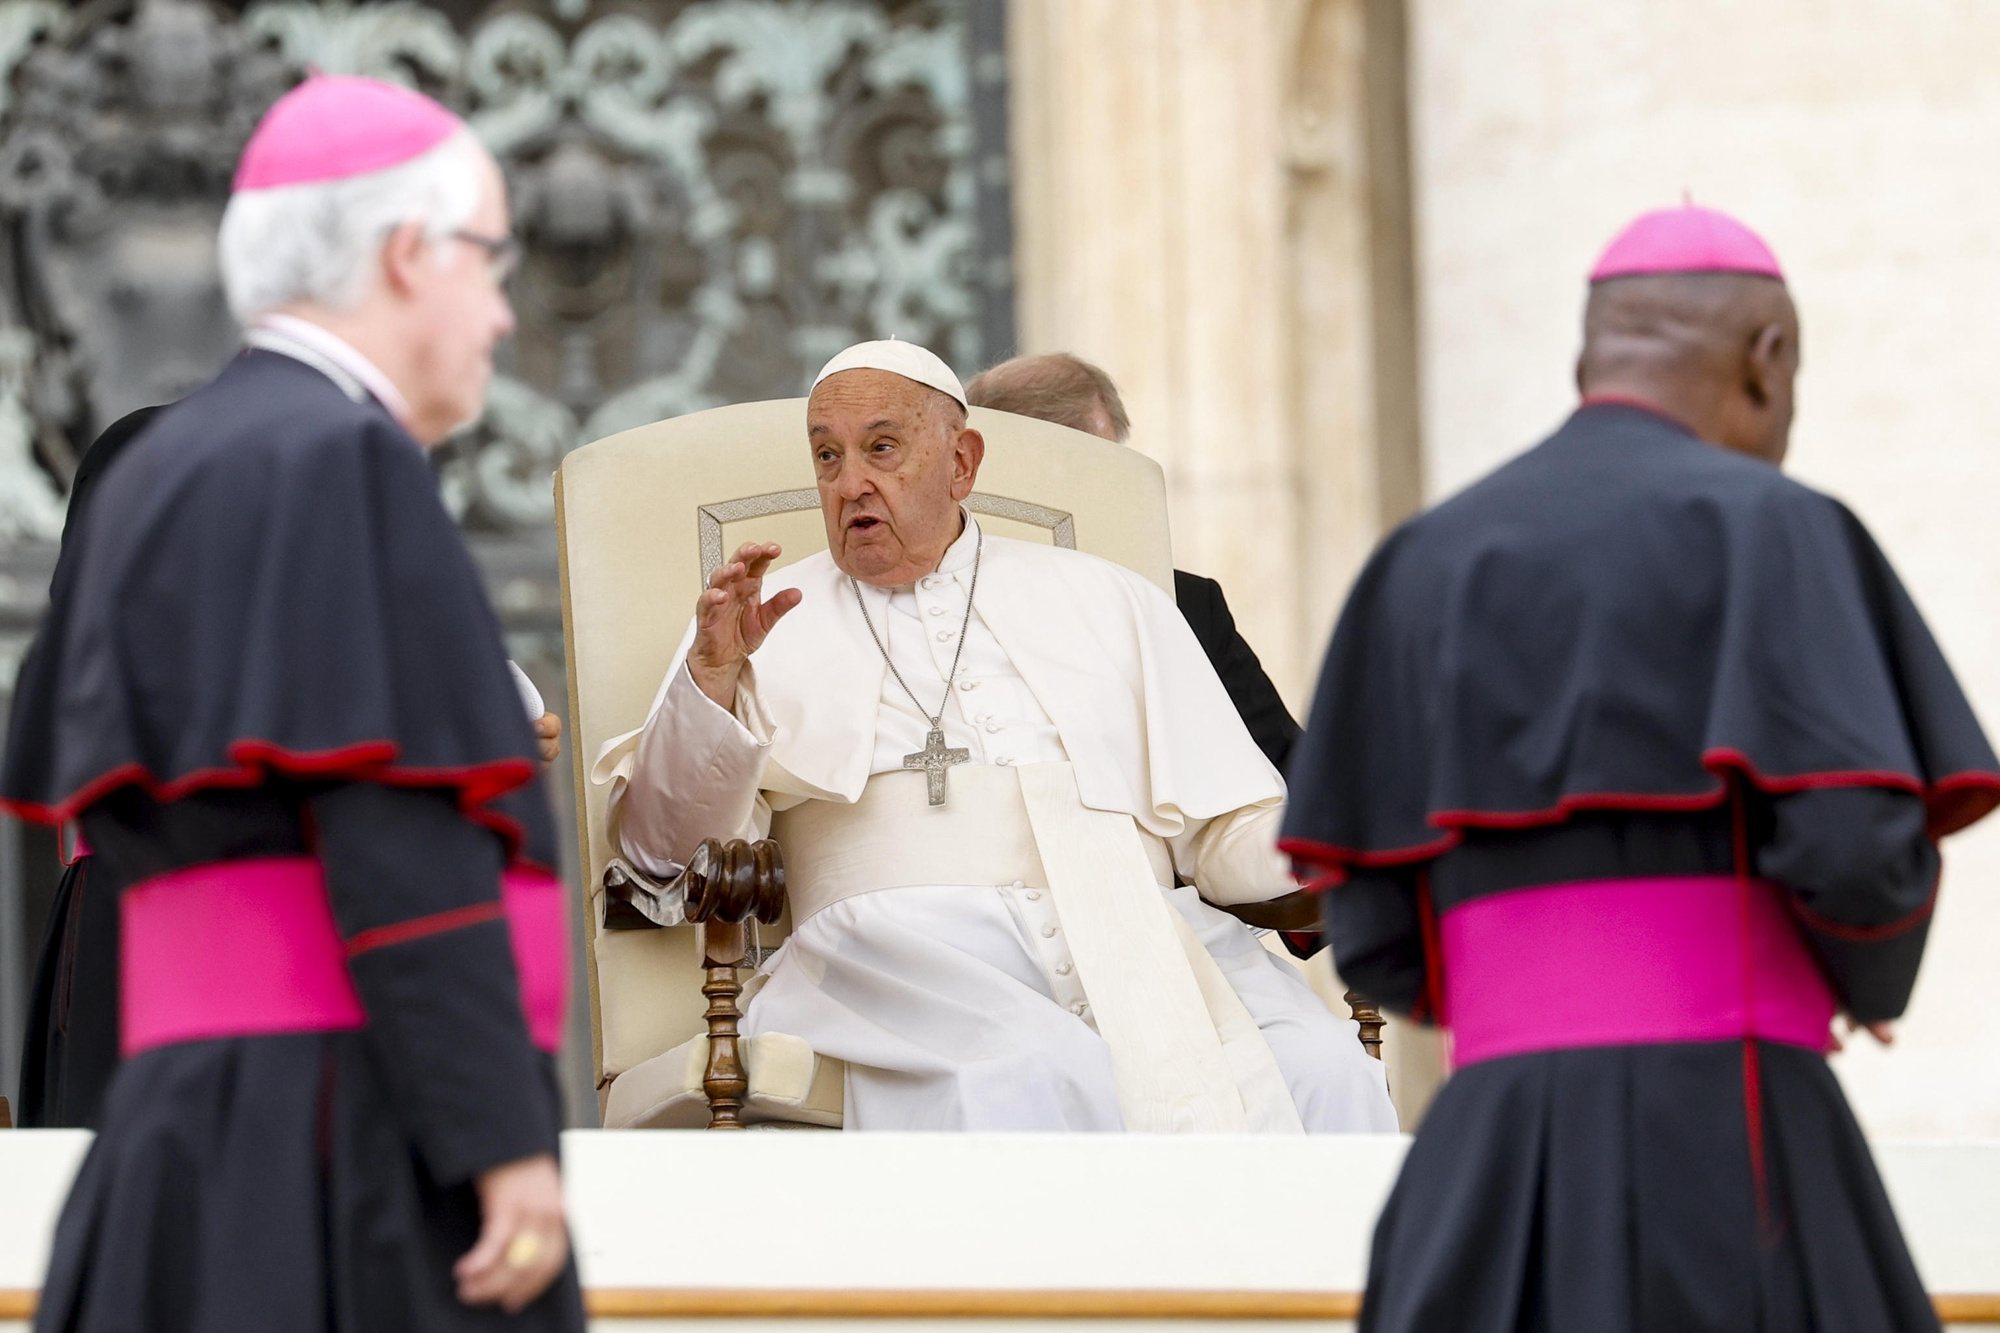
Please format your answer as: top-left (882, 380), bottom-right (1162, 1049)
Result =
top-left (1588, 204), bottom-right (1785, 284)
top-left (233, 75), bottom-right (463, 193)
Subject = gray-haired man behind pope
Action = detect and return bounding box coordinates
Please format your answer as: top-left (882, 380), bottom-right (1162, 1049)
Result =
top-left (594, 340), bottom-right (1395, 1132)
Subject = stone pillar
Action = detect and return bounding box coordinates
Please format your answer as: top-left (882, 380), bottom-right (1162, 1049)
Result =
top-left (1007, 0), bottom-right (1422, 696)
top-left (1007, 0), bottom-right (1444, 1125)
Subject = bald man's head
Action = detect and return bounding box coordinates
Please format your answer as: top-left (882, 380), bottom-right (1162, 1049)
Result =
top-left (1577, 272), bottom-right (1800, 465)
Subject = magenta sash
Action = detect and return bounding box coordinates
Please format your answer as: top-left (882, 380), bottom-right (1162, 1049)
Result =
top-left (122, 856), bottom-right (568, 1057)
top-left (1440, 875), bottom-right (1836, 1066)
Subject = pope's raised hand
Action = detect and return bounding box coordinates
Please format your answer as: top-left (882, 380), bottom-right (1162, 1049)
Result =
top-left (688, 542), bottom-right (802, 711)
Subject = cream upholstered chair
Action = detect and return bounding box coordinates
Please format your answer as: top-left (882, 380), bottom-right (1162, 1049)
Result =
top-left (557, 399), bottom-right (1183, 1129)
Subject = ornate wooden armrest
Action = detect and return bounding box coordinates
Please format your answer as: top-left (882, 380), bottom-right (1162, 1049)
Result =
top-left (602, 839), bottom-right (787, 931)
top-left (1219, 889), bottom-right (1319, 932)
top-left (1345, 993), bottom-right (1385, 1061)
top-left (601, 842), bottom-right (786, 1128)
top-left (681, 839), bottom-right (785, 1129)
top-left (679, 837), bottom-right (787, 929)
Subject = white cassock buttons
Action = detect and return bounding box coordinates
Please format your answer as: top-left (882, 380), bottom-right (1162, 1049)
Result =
top-left (927, 605), bottom-right (945, 617)
top-left (1042, 924), bottom-right (1059, 938)
top-left (984, 721), bottom-right (1002, 733)
top-left (922, 576), bottom-right (942, 590)
top-left (1055, 962), bottom-right (1073, 976)
top-left (996, 756), bottom-right (1014, 765)
top-left (1026, 890), bottom-right (1042, 901)
top-left (935, 629), bottom-right (951, 642)
top-left (1010, 879), bottom-right (1025, 890)
top-left (959, 679), bottom-right (978, 692)
top-left (1070, 1002), bottom-right (1088, 1016)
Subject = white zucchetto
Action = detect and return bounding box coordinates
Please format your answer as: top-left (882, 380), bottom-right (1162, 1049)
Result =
top-left (811, 338), bottom-right (967, 409)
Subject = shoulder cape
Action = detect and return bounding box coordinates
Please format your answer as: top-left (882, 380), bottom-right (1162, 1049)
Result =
top-left (593, 528), bottom-right (1282, 836)
top-left (4, 404), bottom-right (164, 833)
top-left (0, 351), bottom-right (555, 869)
top-left (1279, 402), bottom-right (2000, 885)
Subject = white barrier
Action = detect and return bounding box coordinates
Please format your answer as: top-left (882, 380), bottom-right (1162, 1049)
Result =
top-left (2, 1132), bottom-right (1996, 1328)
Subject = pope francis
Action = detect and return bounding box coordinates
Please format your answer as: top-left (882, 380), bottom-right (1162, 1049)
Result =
top-left (593, 340), bottom-right (1394, 1133)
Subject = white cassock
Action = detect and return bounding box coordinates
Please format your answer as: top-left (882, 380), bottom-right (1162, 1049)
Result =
top-left (593, 514), bottom-right (1395, 1133)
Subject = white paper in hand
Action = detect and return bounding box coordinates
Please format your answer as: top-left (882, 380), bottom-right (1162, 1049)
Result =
top-left (506, 659), bottom-right (546, 722)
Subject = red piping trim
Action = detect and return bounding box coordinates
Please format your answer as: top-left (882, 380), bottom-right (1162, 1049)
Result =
top-left (1415, 869), bottom-right (1446, 1035)
top-left (1730, 779), bottom-right (1775, 1241)
top-left (1278, 928), bottom-right (1322, 955)
top-left (0, 738), bottom-right (546, 869)
top-left (1298, 867), bottom-right (1345, 894)
top-left (1434, 790), bottom-right (1726, 827)
top-left (347, 901), bottom-right (507, 958)
top-left (1279, 749), bottom-right (2000, 881)
top-left (1280, 832), bottom-right (1457, 883)
top-left (1784, 867), bottom-right (1941, 942)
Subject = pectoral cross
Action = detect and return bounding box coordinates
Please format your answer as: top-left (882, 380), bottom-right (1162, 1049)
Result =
top-left (904, 727), bottom-right (970, 806)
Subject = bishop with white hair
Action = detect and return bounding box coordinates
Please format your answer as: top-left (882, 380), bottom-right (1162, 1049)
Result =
top-left (5, 76), bottom-right (582, 1329)
top-left (594, 339), bottom-right (1396, 1133)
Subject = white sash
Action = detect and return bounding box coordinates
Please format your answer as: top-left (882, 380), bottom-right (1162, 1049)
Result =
top-left (772, 763), bottom-right (1303, 1134)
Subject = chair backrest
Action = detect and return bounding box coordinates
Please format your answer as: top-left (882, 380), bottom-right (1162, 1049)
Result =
top-left (556, 398), bottom-right (1174, 1096)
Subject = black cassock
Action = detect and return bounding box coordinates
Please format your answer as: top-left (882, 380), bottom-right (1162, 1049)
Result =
top-left (1173, 570), bottom-right (1322, 957)
top-left (1, 350), bottom-right (585, 1332)
top-left (1282, 401), bottom-right (2000, 1333)
top-left (11, 404), bottom-right (162, 1129)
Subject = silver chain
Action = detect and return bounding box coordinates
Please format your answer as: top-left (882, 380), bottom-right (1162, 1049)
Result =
top-left (848, 526), bottom-right (984, 729)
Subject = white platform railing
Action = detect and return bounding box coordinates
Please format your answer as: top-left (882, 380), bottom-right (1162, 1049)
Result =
top-left (2, 1132), bottom-right (1997, 1327)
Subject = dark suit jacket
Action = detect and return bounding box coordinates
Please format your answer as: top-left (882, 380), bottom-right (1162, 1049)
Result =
top-left (1174, 570), bottom-right (1318, 957)
top-left (1173, 569), bottom-right (1300, 772)
top-left (13, 405), bottom-right (161, 1127)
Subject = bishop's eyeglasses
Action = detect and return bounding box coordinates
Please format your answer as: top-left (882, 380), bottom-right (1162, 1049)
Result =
top-left (449, 229), bottom-right (521, 285)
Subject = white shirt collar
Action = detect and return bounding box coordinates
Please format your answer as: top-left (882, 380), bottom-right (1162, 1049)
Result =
top-left (933, 508), bottom-right (980, 575)
top-left (246, 313), bottom-right (413, 426)
top-left (849, 509), bottom-right (981, 614)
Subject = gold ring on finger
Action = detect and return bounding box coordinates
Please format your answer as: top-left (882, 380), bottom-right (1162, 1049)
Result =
top-left (504, 1232), bottom-right (544, 1270)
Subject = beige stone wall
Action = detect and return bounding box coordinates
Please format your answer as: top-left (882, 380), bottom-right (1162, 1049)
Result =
top-left (1007, 0), bottom-right (1419, 707)
top-left (1406, 0), bottom-right (2000, 1136)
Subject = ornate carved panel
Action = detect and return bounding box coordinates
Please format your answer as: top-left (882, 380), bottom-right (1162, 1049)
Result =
top-left (0, 0), bottom-right (1012, 539)
top-left (0, 0), bottom-right (1013, 1116)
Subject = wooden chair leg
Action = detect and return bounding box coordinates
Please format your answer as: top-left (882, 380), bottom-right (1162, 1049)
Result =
top-left (0, 1095), bottom-right (11, 1129)
top-left (1346, 991), bottom-right (1385, 1061)
top-left (700, 920), bottom-right (750, 1130)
